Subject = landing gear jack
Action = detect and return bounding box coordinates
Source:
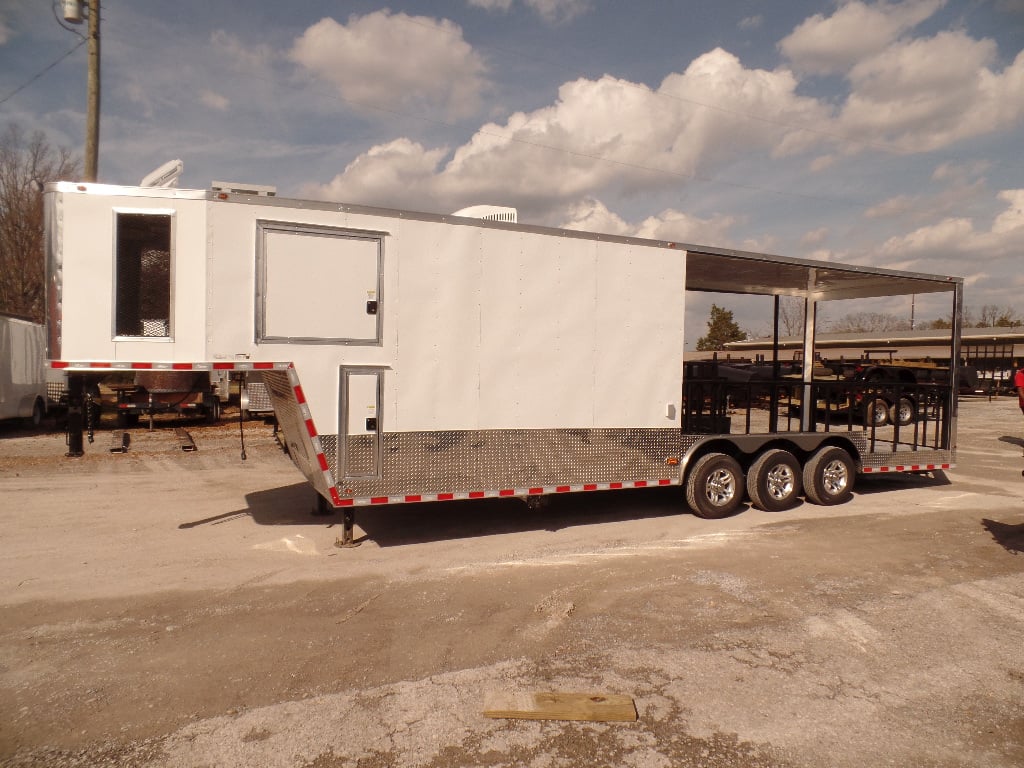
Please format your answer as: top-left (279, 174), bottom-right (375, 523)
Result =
top-left (315, 494), bottom-right (362, 548)
top-left (335, 508), bottom-right (361, 549)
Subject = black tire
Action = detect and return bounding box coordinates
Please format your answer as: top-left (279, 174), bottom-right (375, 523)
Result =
top-left (864, 397), bottom-right (890, 427)
top-left (205, 397), bottom-right (221, 424)
top-left (889, 396), bottom-right (916, 427)
top-left (685, 452), bottom-right (745, 519)
top-left (26, 397), bottom-right (45, 429)
top-left (747, 449), bottom-right (802, 512)
top-left (803, 446), bottom-right (855, 506)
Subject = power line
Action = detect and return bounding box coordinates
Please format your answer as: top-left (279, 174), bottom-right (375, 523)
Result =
top-left (0, 39), bottom-right (87, 106)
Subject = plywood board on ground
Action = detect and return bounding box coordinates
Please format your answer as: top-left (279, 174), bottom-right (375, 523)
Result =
top-left (483, 691), bottom-right (637, 722)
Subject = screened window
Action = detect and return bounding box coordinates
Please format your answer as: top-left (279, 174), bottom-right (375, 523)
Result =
top-left (115, 213), bottom-right (172, 338)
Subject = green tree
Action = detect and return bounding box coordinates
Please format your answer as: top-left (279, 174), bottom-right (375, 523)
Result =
top-left (696, 304), bottom-right (747, 351)
top-left (0, 124), bottom-right (80, 322)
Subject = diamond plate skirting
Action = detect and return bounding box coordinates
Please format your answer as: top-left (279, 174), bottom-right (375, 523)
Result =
top-left (263, 369), bottom-right (953, 504)
top-left (321, 428), bottom-right (684, 499)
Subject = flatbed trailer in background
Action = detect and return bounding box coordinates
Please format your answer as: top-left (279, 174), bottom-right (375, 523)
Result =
top-left (44, 180), bottom-right (963, 543)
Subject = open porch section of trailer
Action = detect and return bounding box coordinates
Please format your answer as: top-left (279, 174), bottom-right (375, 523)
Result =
top-left (677, 247), bottom-right (961, 509)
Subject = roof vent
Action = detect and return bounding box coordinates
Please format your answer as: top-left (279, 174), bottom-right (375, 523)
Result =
top-left (452, 205), bottom-right (517, 223)
top-left (211, 181), bottom-right (277, 197)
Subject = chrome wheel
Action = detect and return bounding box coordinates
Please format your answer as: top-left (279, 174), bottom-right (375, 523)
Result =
top-left (705, 467), bottom-right (737, 507)
top-left (765, 463), bottom-right (796, 500)
top-left (804, 446), bottom-right (855, 506)
top-left (821, 459), bottom-right (849, 495)
top-left (747, 449), bottom-right (802, 512)
top-left (686, 453), bottom-right (745, 519)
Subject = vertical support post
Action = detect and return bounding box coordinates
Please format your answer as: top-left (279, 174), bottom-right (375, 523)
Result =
top-left (769, 295), bottom-right (781, 432)
top-left (800, 270), bottom-right (818, 433)
top-left (84, 0), bottom-right (100, 182)
top-left (946, 280), bottom-right (964, 451)
top-left (66, 373), bottom-right (84, 457)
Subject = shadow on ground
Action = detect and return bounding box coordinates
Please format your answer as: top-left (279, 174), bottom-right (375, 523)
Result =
top-left (853, 469), bottom-right (952, 495)
top-left (181, 483), bottom-right (690, 546)
top-left (982, 518), bottom-right (1024, 555)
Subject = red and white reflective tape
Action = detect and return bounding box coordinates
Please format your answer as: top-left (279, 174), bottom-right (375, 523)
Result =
top-left (334, 478), bottom-right (675, 507)
top-left (49, 360), bottom-right (293, 372)
top-left (282, 366), bottom-right (343, 506)
top-left (862, 463), bottom-right (952, 473)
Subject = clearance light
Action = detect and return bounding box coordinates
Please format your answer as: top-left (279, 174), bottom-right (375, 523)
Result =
top-left (666, 457), bottom-right (680, 466)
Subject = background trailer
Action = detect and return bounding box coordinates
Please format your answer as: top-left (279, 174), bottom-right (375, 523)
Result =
top-left (0, 313), bottom-right (48, 427)
top-left (45, 181), bottom-right (963, 541)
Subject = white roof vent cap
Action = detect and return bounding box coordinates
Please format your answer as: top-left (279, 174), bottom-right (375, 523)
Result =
top-left (452, 205), bottom-right (517, 223)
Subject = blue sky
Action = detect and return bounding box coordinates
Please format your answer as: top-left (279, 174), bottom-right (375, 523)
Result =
top-left (2, 0), bottom-right (1022, 339)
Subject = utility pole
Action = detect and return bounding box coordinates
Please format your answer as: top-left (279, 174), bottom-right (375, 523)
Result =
top-left (58, 0), bottom-right (100, 456)
top-left (84, 0), bottom-right (100, 182)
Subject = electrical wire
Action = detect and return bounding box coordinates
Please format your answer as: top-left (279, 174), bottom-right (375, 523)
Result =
top-left (0, 38), bottom-right (87, 106)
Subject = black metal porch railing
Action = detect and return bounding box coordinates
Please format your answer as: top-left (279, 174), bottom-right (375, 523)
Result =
top-left (682, 368), bottom-right (952, 453)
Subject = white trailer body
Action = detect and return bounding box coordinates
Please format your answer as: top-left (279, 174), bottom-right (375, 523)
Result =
top-left (45, 181), bottom-right (962, 525)
top-left (0, 313), bottom-right (47, 426)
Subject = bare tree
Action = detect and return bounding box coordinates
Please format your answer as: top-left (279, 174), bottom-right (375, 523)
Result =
top-left (923, 306), bottom-right (1021, 329)
top-left (825, 312), bottom-right (911, 334)
top-left (778, 296), bottom-right (805, 336)
top-left (0, 124), bottom-right (80, 322)
top-left (977, 304), bottom-right (1022, 328)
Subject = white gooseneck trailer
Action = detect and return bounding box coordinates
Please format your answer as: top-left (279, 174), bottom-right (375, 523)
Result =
top-left (45, 181), bottom-right (962, 543)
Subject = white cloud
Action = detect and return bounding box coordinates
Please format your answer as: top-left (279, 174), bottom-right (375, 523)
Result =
top-left (467, 0), bottom-right (514, 10)
top-left (931, 161), bottom-right (994, 181)
top-left (864, 166), bottom-right (988, 226)
top-left (865, 195), bottom-right (916, 219)
top-left (289, 12), bottom-right (488, 120)
top-left (809, 154), bottom-right (836, 172)
top-left (801, 227), bottom-right (829, 245)
top-left (739, 15), bottom-right (763, 31)
top-left (837, 33), bottom-right (1024, 152)
top-left (525, 0), bottom-right (592, 23)
top-left (200, 90), bottom-right (229, 111)
top-left (0, 19), bottom-right (10, 45)
top-left (559, 199), bottom-right (745, 249)
top-left (879, 189), bottom-right (1024, 264)
top-left (468, 0), bottom-right (592, 24)
top-left (779, 0), bottom-right (945, 75)
top-left (210, 30), bottom-right (275, 73)
top-left (777, 3), bottom-right (1024, 156)
top-left (300, 138), bottom-right (449, 211)
top-left (632, 208), bottom-right (739, 245)
top-left (302, 49), bottom-right (832, 220)
top-left (558, 198), bottom-right (630, 235)
top-left (992, 189), bottom-right (1024, 234)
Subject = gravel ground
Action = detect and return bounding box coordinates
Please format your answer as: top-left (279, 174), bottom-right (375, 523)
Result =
top-left (1, 399), bottom-right (1022, 767)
